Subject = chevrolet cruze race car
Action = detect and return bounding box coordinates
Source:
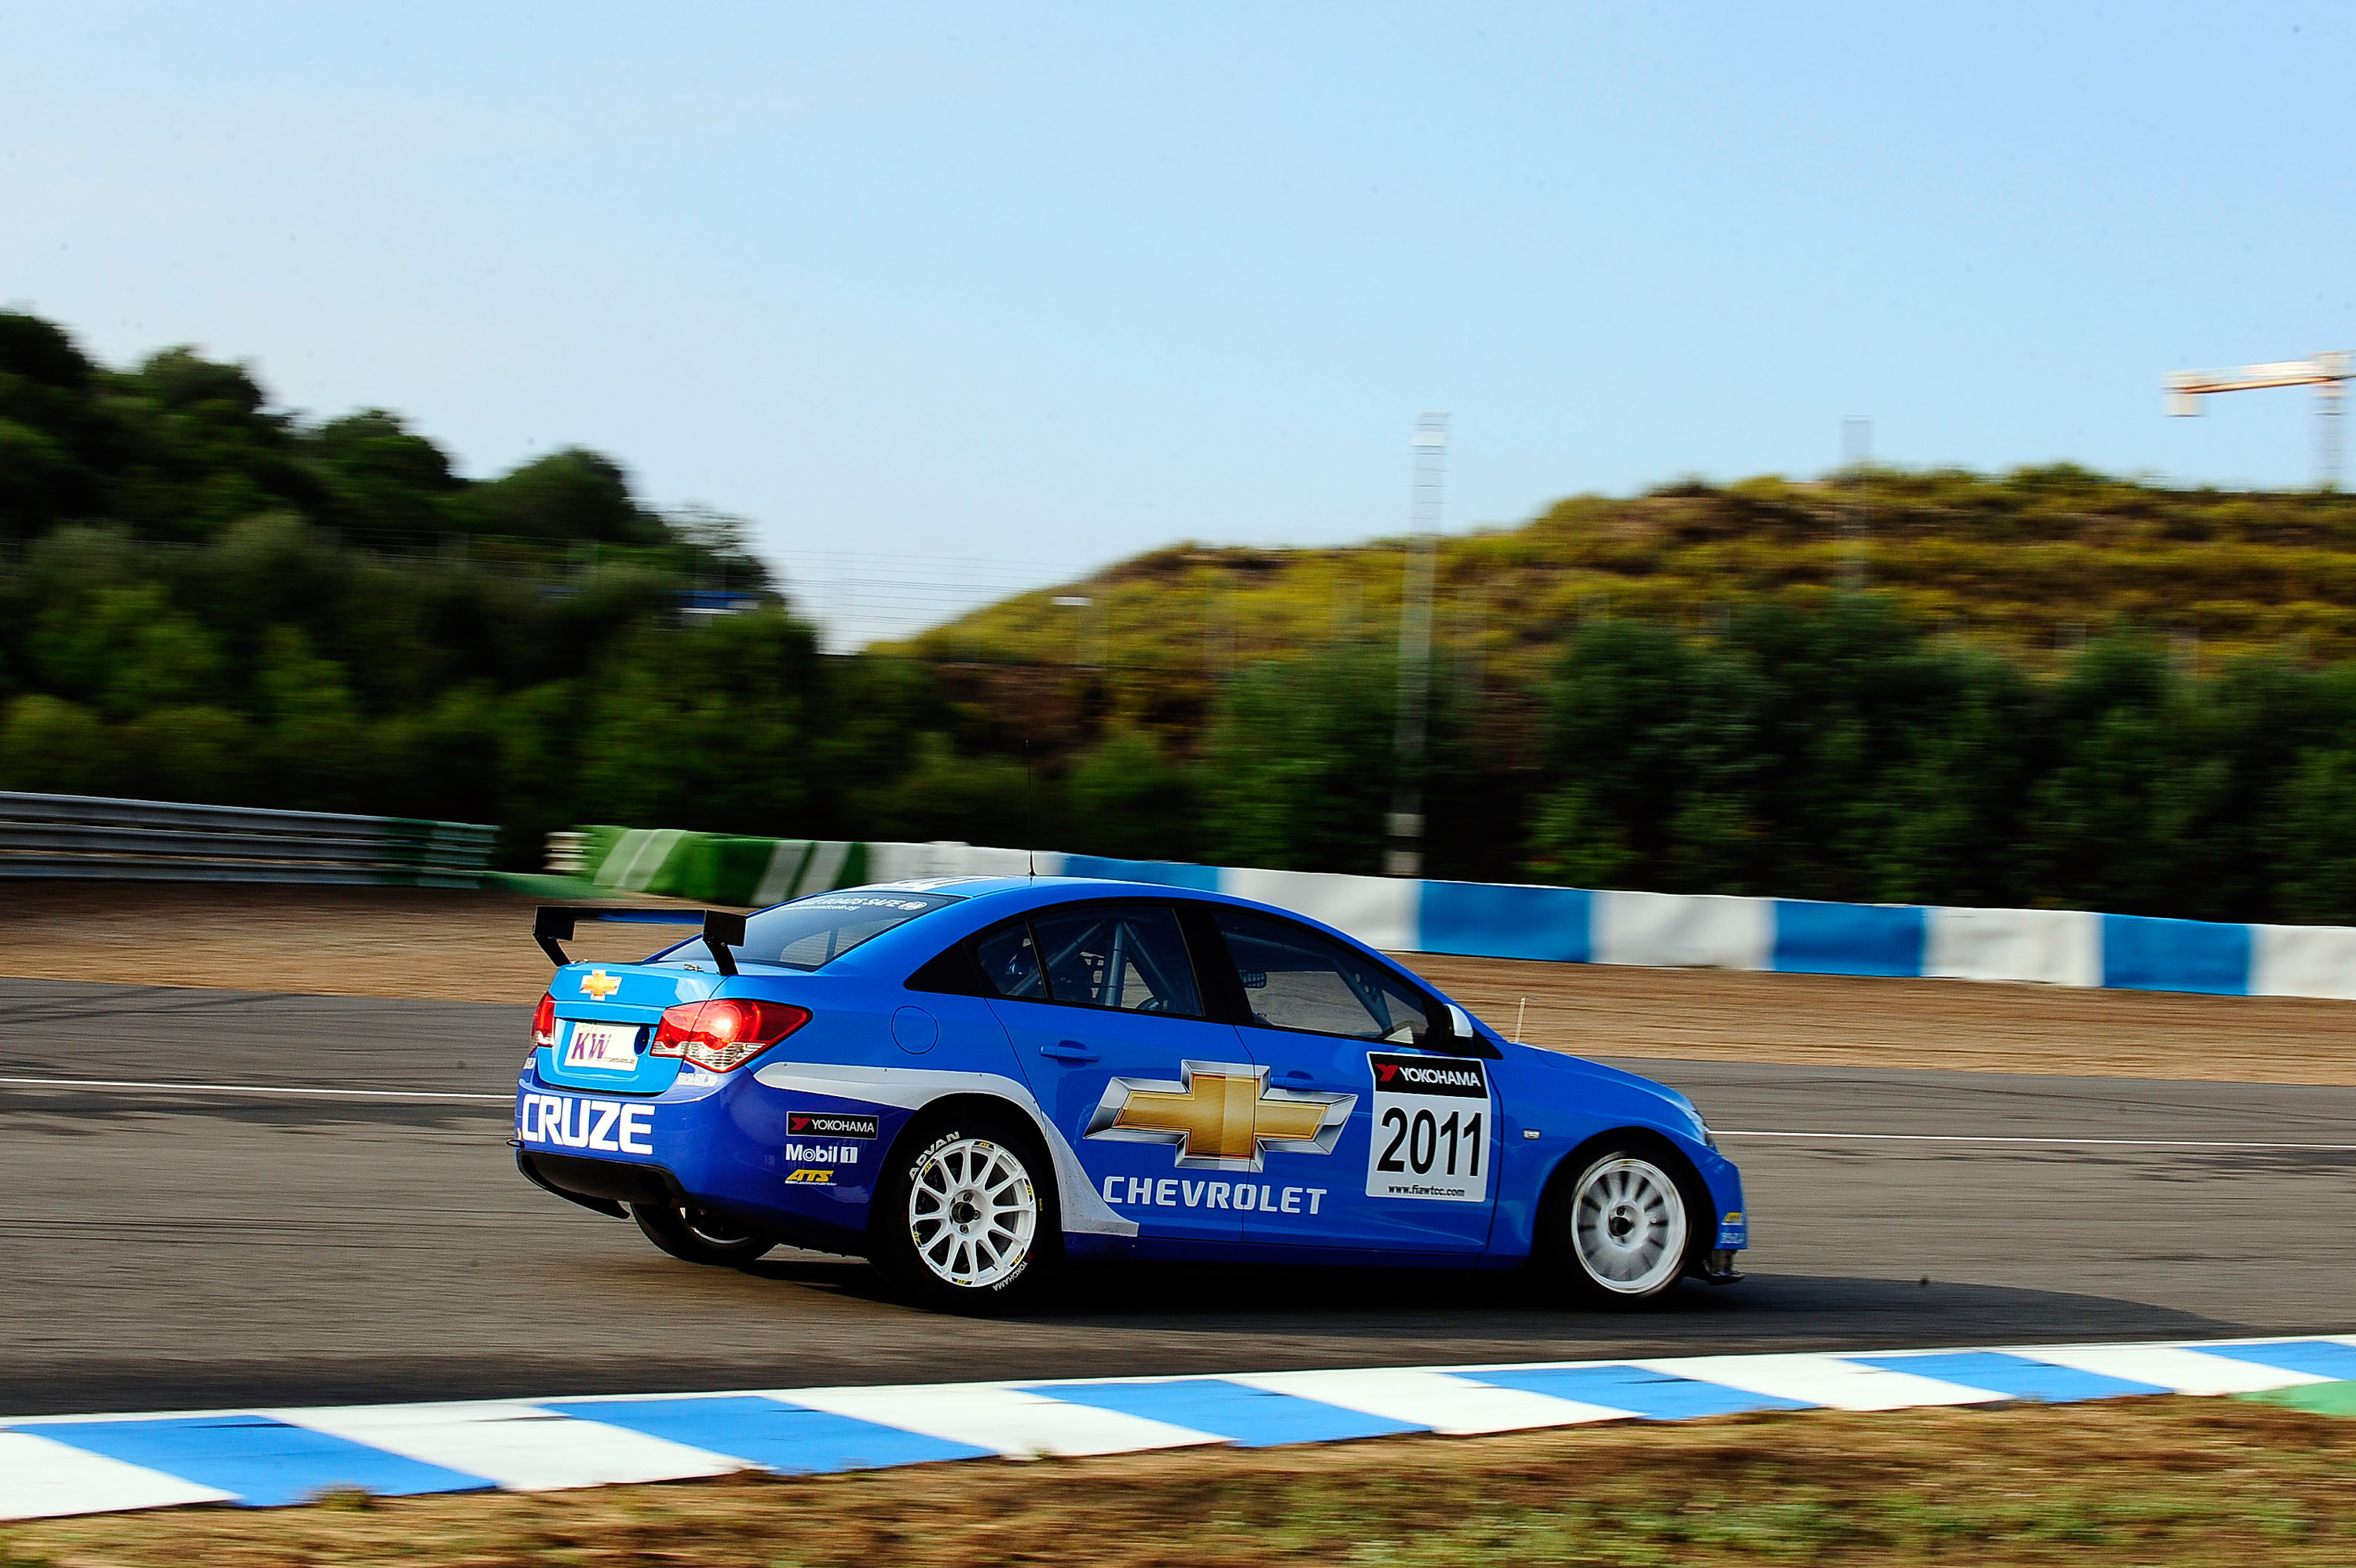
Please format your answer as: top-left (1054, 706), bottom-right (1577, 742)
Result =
top-left (514, 877), bottom-right (1747, 1311)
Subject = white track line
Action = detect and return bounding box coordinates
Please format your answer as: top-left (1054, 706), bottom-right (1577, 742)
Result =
top-left (1227, 1369), bottom-right (1631, 1435)
top-left (0, 1076), bottom-right (510, 1102)
top-left (780, 1385), bottom-right (1224, 1458)
top-left (2011, 1346), bottom-right (2332, 1395)
top-left (1714, 1129), bottom-right (2356, 1150)
top-left (268, 1402), bottom-right (741, 1490)
top-left (1631, 1354), bottom-right (2006, 1412)
top-left (0, 1433), bottom-right (234, 1519)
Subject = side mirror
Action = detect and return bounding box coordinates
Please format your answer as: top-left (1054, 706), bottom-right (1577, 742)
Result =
top-left (1421, 1002), bottom-right (1498, 1058)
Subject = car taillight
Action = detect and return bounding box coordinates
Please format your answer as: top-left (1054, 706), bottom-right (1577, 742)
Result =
top-left (530, 992), bottom-right (557, 1054)
top-left (649, 998), bottom-right (810, 1073)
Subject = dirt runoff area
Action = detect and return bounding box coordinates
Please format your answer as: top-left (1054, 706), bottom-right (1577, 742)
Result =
top-left (13, 1398), bottom-right (2356, 1567)
top-left (5, 881), bottom-right (2356, 1086)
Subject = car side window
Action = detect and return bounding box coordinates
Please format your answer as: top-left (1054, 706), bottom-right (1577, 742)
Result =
top-left (975, 923), bottom-right (1046, 1000)
top-left (1213, 908), bottom-right (1432, 1044)
top-left (1023, 904), bottom-right (1205, 1017)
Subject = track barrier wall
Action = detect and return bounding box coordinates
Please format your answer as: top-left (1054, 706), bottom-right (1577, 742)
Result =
top-left (525, 828), bottom-right (2356, 1002)
top-left (0, 791), bottom-right (497, 887)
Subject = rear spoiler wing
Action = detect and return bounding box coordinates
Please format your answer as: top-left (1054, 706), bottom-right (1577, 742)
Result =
top-left (535, 905), bottom-right (748, 976)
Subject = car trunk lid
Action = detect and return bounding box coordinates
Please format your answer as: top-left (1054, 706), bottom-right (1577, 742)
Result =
top-left (537, 962), bottom-right (719, 1095)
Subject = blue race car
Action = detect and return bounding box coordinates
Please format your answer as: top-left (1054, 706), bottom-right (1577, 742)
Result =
top-left (515, 877), bottom-right (1748, 1312)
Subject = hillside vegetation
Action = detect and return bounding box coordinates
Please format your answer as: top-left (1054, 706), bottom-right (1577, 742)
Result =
top-left (902, 466), bottom-right (2356, 684)
top-left (0, 311), bottom-right (766, 559)
top-left (0, 311), bottom-right (933, 857)
top-left (11, 305), bottom-right (2356, 923)
top-left (886, 470), bottom-right (2356, 923)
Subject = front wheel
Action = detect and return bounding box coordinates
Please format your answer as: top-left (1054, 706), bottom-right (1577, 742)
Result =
top-left (630, 1201), bottom-right (777, 1266)
top-left (1535, 1142), bottom-right (1699, 1307)
top-left (871, 1111), bottom-right (1055, 1313)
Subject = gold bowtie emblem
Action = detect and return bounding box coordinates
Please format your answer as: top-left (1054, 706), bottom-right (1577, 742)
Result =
top-left (1085, 1061), bottom-right (1354, 1171)
top-left (581, 968), bottom-right (620, 1001)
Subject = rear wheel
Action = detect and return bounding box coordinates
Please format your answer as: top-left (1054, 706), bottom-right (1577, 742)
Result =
top-left (1535, 1142), bottom-right (1699, 1307)
top-left (872, 1109), bottom-right (1055, 1313)
top-left (630, 1201), bottom-right (777, 1266)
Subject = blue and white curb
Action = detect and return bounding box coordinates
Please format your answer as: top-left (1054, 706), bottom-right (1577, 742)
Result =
top-left (9, 1335), bottom-right (2356, 1520)
top-left (573, 832), bottom-right (2356, 1000)
top-left (873, 843), bottom-right (2356, 1001)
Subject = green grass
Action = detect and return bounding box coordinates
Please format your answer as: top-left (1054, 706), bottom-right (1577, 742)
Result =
top-left (14, 1395), bottom-right (2356, 1566)
top-left (2241, 1379), bottom-right (2356, 1418)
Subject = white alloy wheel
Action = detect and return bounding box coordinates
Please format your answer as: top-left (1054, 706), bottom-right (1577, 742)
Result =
top-left (906, 1136), bottom-right (1038, 1290)
top-left (1570, 1155), bottom-right (1689, 1295)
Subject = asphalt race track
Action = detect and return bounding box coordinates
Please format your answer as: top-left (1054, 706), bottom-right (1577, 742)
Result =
top-left (5, 975), bottom-right (2354, 1418)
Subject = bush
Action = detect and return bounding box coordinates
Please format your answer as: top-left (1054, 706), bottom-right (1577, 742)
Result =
top-left (0, 695), bottom-right (117, 795)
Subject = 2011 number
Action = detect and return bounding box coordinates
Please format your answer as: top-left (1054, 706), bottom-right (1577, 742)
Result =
top-left (1376, 1108), bottom-right (1483, 1176)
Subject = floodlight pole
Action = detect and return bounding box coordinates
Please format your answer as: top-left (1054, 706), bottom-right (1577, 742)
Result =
top-left (1052, 595), bottom-right (1093, 669)
top-left (1388, 413), bottom-right (1447, 879)
top-left (2164, 353), bottom-right (2353, 491)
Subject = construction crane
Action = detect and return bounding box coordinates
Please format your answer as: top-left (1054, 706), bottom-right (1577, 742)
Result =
top-left (2164, 351), bottom-right (2352, 490)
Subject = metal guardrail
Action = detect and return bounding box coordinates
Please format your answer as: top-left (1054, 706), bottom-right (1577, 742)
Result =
top-left (0, 791), bottom-right (499, 887)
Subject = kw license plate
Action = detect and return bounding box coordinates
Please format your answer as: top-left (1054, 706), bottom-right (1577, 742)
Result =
top-left (563, 1022), bottom-right (642, 1070)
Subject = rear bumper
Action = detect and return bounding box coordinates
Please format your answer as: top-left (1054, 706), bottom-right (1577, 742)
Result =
top-left (512, 1074), bottom-right (893, 1256)
top-left (516, 1146), bottom-right (688, 1217)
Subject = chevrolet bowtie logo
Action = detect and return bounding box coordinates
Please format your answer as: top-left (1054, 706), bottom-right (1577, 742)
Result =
top-left (580, 968), bottom-right (620, 1001)
top-left (1085, 1061), bottom-right (1355, 1171)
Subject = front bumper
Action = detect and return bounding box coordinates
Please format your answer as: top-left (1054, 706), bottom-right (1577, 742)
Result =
top-left (1692, 1144), bottom-right (1750, 1252)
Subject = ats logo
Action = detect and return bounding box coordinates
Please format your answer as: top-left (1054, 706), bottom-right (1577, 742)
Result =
top-left (783, 1168), bottom-right (834, 1185)
top-left (1085, 1061), bottom-right (1353, 1172)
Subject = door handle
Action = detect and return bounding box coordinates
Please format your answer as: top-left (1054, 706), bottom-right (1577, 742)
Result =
top-left (1281, 1069), bottom-right (1315, 1082)
top-left (1039, 1041), bottom-right (1099, 1063)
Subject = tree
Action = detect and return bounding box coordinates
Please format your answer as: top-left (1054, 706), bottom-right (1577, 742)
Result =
top-left (305, 410), bottom-right (462, 540)
top-left (2269, 747), bottom-right (2356, 924)
top-left (1063, 727), bottom-right (1200, 861)
top-left (878, 733), bottom-right (1041, 847)
top-left (571, 609), bottom-right (822, 833)
top-left (27, 582), bottom-right (225, 718)
top-left (1202, 649), bottom-right (1396, 872)
top-left (0, 312), bottom-right (101, 540)
top-left (1524, 619), bottom-right (1715, 890)
top-left (454, 448), bottom-right (668, 544)
top-left (0, 695), bottom-right (116, 795)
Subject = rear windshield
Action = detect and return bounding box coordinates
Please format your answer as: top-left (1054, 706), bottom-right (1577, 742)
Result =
top-left (657, 890), bottom-right (965, 971)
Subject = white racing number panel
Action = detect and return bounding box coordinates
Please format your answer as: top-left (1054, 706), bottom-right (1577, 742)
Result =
top-left (563, 1022), bottom-right (642, 1071)
top-left (1363, 1053), bottom-right (1492, 1203)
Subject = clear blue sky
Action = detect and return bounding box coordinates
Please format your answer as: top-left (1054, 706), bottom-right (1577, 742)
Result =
top-left (4, 3), bottom-right (2349, 620)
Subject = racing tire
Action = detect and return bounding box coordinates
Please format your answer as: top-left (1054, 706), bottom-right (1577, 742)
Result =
top-left (871, 1108), bottom-right (1057, 1314)
top-left (630, 1201), bottom-right (778, 1267)
top-left (1534, 1139), bottom-right (1705, 1309)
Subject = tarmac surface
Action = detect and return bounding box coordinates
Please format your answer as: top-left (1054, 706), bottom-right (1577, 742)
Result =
top-left (6, 975), bottom-right (2354, 1417)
